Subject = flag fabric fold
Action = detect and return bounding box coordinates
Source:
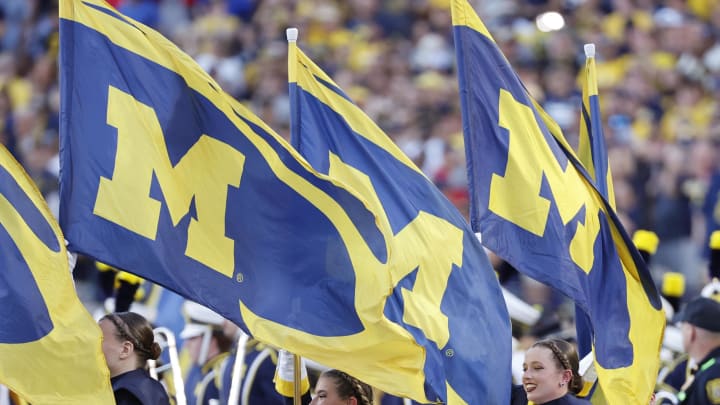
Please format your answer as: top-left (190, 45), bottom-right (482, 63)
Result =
top-left (451, 0), bottom-right (664, 403)
top-left (288, 35), bottom-right (511, 404)
top-left (0, 144), bottom-right (114, 404)
top-left (57, 0), bottom-right (463, 399)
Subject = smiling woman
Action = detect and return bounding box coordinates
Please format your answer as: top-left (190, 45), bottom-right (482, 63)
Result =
top-left (515, 339), bottom-right (589, 405)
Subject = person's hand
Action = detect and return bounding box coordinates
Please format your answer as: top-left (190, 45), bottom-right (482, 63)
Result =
top-left (274, 350), bottom-right (309, 397)
top-left (65, 239), bottom-right (77, 273)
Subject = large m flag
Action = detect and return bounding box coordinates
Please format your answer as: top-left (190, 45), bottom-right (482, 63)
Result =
top-left (451, 0), bottom-right (664, 403)
top-left (0, 144), bottom-right (114, 404)
top-left (58, 0), bottom-right (459, 398)
top-left (287, 31), bottom-right (511, 404)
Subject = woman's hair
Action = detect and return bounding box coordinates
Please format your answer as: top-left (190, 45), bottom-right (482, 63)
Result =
top-left (101, 312), bottom-right (162, 366)
top-left (321, 369), bottom-right (373, 405)
top-left (531, 338), bottom-right (583, 394)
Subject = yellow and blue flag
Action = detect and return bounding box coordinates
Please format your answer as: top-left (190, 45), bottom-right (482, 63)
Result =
top-left (288, 32), bottom-right (511, 404)
top-left (452, 0), bottom-right (665, 403)
top-left (578, 43), bottom-right (615, 208)
top-left (575, 44), bottom-right (616, 391)
top-left (58, 0), bottom-right (468, 399)
top-left (0, 144), bottom-right (114, 404)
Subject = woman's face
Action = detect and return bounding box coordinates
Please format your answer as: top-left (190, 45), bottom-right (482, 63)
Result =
top-left (522, 346), bottom-right (569, 403)
top-left (184, 334), bottom-right (204, 365)
top-left (310, 375), bottom-right (354, 405)
top-left (99, 319), bottom-right (124, 377)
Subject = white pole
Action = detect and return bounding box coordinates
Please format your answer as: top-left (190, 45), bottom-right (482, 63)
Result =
top-left (228, 332), bottom-right (250, 405)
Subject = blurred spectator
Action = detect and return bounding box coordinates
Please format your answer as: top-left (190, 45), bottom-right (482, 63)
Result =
top-left (650, 143), bottom-right (704, 297)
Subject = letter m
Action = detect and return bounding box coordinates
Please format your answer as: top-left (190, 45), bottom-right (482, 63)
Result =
top-left (94, 86), bottom-right (244, 278)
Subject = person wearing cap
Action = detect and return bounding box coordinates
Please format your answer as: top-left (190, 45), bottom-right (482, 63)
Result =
top-left (180, 301), bottom-right (234, 405)
top-left (674, 297), bottom-right (720, 404)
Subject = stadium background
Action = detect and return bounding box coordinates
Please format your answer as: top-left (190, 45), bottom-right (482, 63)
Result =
top-left (1, 0), bottom-right (719, 318)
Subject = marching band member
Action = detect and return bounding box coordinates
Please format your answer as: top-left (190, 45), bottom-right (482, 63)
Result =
top-left (180, 301), bottom-right (233, 405)
top-left (218, 320), bottom-right (285, 404)
top-left (673, 297), bottom-right (720, 405)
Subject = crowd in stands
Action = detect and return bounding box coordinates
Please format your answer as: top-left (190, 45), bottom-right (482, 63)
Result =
top-left (2, 0), bottom-right (720, 311)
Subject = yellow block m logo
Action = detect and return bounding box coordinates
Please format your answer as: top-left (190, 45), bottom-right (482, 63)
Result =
top-left (94, 86), bottom-right (244, 277)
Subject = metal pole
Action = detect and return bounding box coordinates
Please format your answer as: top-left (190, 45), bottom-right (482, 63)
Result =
top-left (293, 354), bottom-right (302, 405)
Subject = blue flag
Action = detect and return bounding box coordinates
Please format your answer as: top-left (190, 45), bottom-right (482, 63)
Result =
top-left (288, 34), bottom-right (511, 404)
top-left (452, 0), bottom-right (664, 403)
top-left (575, 44), bottom-right (616, 392)
top-left (57, 0), bottom-right (470, 394)
top-left (0, 144), bottom-right (114, 404)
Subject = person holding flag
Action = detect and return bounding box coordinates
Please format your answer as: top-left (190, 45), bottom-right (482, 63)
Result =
top-left (519, 339), bottom-right (589, 405)
top-left (180, 300), bottom-right (234, 405)
top-left (99, 311), bottom-right (171, 405)
top-left (309, 369), bottom-right (374, 405)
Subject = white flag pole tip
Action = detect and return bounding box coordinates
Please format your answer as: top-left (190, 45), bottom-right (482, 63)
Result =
top-left (286, 28), bottom-right (299, 42)
top-left (584, 43), bottom-right (595, 58)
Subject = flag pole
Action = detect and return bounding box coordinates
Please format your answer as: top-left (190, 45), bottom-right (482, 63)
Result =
top-left (227, 331), bottom-right (249, 405)
top-left (286, 27), bottom-right (301, 405)
top-left (293, 354), bottom-right (302, 405)
top-left (584, 42), bottom-right (595, 58)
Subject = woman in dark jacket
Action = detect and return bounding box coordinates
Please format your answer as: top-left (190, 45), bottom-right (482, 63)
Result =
top-left (99, 312), bottom-right (170, 405)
